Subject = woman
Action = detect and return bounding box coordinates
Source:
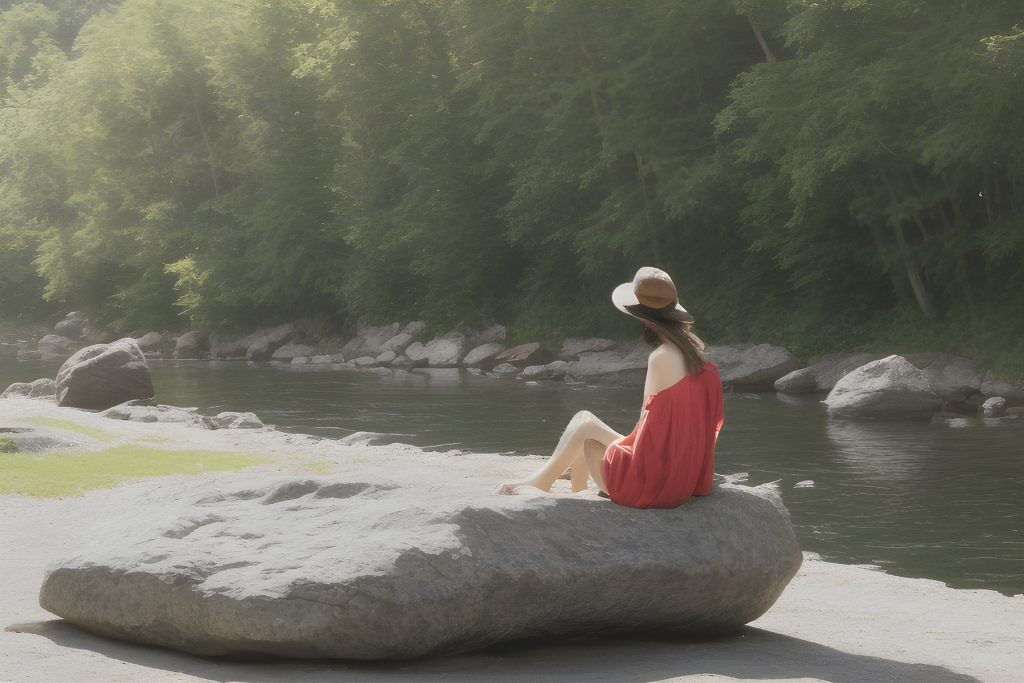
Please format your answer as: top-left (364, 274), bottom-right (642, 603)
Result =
top-left (497, 267), bottom-right (724, 509)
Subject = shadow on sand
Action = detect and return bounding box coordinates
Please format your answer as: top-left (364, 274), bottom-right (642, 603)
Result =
top-left (8, 619), bottom-right (980, 683)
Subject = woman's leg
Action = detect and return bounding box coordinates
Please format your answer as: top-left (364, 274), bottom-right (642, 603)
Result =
top-left (497, 411), bottom-right (621, 494)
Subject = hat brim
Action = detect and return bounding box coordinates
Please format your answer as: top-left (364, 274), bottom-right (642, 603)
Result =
top-left (612, 282), bottom-right (692, 323)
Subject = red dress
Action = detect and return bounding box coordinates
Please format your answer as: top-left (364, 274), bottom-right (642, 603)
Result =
top-left (601, 362), bottom-right (724, 509)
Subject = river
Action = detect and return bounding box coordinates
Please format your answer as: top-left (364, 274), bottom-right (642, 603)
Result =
top-left (3, 354), bottom-right (1022, 596)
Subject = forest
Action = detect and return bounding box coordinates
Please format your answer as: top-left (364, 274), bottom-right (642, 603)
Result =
top-left (1, 0), bottom-right (1022, 375)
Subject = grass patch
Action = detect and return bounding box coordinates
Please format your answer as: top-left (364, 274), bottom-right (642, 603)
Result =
top-left (0, 445), bottom-right (268, 498)
top-left (138, 434), bottom-right (172, 443)
top-left (0, 438), bottom-right (17, 453)
top-left (24, 417), bottom-right (114, 442)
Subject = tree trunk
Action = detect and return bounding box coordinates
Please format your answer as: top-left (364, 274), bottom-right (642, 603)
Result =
top-left (746, 11), bottom-right (777, 63)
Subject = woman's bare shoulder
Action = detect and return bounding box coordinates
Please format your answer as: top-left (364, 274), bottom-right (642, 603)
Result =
top-left (646, 343), bottom-right (688, 392)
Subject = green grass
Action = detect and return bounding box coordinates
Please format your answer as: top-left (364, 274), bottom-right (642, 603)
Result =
top-left (24, 417), bottom-right (114, 442)
top-left (0, 438), bottom-right (17, 453)
top-left (0, 445), bottom-right (268, 498)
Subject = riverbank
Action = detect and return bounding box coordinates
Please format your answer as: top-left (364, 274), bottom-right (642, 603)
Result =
top-left (1, 399), bottom-right (1022, 682)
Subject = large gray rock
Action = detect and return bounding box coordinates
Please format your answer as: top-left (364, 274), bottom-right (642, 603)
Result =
top-left (405, 334), bottom-right (468, 367)
top-left (55, 338), bottom-right (155, 411)
top-left (462, 343), bottom-right (505, 369)
top-left (133, 331), bottom-right (164, 351)
top-left (904, 353), bottom-right (984, 405)
top-left (706, 344), bottom-right (802, 390)
top-left (173, 331), bottom-right (209, 360)
top-left (39, 471), bottom-right (801, 660)
top-left (2, 378), bottom-right (56, 400)
top-left (774, 353), bottom-right (877, 394)
top-left (824, 355), bottom-right (943, 419)
top-left (54, 314), bottom-right (87, 341)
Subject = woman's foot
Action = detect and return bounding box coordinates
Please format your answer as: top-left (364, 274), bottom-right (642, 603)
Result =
top-left (495, 479), bottom-right (547, 495)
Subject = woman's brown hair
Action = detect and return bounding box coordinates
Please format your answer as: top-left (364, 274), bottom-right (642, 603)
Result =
top-left (642, 319), bottom-right (707, 377)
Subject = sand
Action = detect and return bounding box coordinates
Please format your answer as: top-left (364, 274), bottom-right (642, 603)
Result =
top-left (1, 398), bottom-right (1022, 682)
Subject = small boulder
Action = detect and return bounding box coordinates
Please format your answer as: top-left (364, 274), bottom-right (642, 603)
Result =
top-left (406, 334), bottom-right (468, 368)
top-left (353, 356), bottom-right (378, 367)
top-left (54, 313), bottom-right (87, 341)
top-left (379, 333), bottom-right (414, 355)
top-left (979, 397), bottom-right (1006, 418)
top-left (100, 400), bottom-right (199, 424)
top-left (173, 331), bottom-right (209, 360)
top-left (774, 353), bottom-right (876, 394)
top-left (1, 378), bottom-right (56, 400)
top-left (824, 355), bottom-right (943, 420)
top-left (310, 355), bottom-right (333, 364)
top-left (362, 323), bottom-right (403, 356)
top-left (462, 343), bottom-right (505, 369)
top-left (133, 332), bottom-right (164, 351)
top-left (491, 363), bottom-right (518, 374)
top-left (390, 354), bottom-right (415, 370)
top-left (706, 344), bottom-right (802, 390)
top-left (55, 338), bottom-right (155, 411)
top-left (39, 470), bottom-right (801, 660)
top-left (521, 361), bottom-right (569, 381)
top-left (271, 343), bottom-right (315, 361)
top-left (204, 412), bottom-right (264, 429)
top-left (493, 342), bottom-right (556, 369)
top-left (376, 350), bottom-right (397, 364)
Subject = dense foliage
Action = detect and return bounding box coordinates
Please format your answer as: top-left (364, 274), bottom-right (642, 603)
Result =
top-left (2, 0), bottom-right (1022, 372)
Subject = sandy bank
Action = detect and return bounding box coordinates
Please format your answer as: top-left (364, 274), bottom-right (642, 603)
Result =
top-left (1, 398), bottom-right (1021, 682)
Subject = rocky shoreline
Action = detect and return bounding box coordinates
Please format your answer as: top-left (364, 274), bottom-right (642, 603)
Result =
top-left (4, 313), bottom-right (1024, 421)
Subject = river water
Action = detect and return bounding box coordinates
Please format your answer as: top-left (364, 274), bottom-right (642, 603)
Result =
top-left (3, 355), bottom-right (1022, 596)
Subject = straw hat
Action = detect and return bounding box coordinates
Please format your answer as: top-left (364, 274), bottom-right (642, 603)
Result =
top-left (612, 267), bottom-right (693, 323)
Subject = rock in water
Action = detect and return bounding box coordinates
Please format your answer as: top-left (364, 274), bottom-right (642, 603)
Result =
top-left (38, 471), bottom-right (801, 660)
top-left (774, 353), bottom-right (877, 394)
top-left (824, 355), bottom-right (942, 419)
top-left (706, 344), bottom-right (802, 390)
top-left (54, 338), bottom-right (154, 410)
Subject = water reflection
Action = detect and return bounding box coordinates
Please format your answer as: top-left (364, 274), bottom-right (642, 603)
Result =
top-left (825, 420), bottom-right (928, 481)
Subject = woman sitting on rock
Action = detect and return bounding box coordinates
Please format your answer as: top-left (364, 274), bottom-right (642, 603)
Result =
top-left (497, 267), bottom-right (724, 509)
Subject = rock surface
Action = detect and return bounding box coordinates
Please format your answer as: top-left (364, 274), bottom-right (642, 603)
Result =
top-left (54, 338), bottom-right (155, 411)
top-left (1, 378), bottom-right (56, 400)
top-left (204, 412), bottom-right (265, 429)
top-left (39, 471), bottom-right (802, 661)
top-left (405, 334), bottom-right (468, 367)
top-left (706, 344), bottom-right (802, 390)
top-left (904, 353), bottom-right (984, 405)
top-left (521, 360), bottom-right (569, 380)
top-left (173, 331), bottom-right (208, 360)
top-left (462, 343), bottom-right (505, 369)
top-left (980, 371), bottom-right (1024, 407)
top-left (100, 400), bottom-right (200, 424)
top-left (774, 353), bottom-right (876, 394)
top-left (980, 397), bottom-right (1007, 418)
top-left (494, 342), bottom-right (556, 369)
top-left (824, 355), bottom-right (943, 419)
top-left (210, 324), bottom-right (297, 361)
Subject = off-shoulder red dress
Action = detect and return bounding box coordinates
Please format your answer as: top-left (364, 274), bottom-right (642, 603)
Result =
top-left (601, 362), bottom-right (724, 509)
